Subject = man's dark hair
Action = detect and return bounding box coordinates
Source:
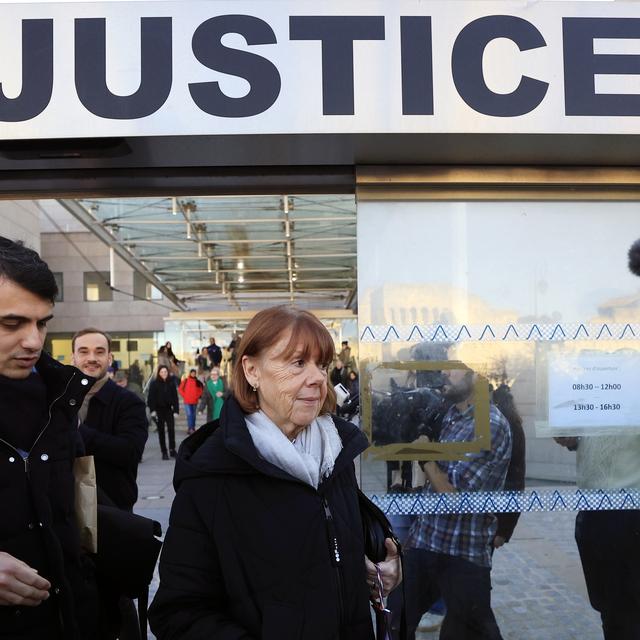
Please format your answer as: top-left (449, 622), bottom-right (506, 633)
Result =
top-left (72, 328), bottom-right (112, 352)
top-left (0, 236), bottom-right (58, 303)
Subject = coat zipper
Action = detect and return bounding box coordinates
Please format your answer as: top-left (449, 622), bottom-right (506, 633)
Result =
top-left (0, 371), bottom-right (77, 637)
top-left (322, 497), bottom-right (345, 627)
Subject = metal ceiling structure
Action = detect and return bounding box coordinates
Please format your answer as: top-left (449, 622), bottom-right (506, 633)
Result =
top-left (57, 194), bottom-right (357, 312)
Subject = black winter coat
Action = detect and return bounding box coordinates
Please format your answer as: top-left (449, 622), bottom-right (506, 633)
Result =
top-left (149, 396), bottom-right (375, 640)
top-left (79, 379), bottom-right (148, 511)
top-left (147, 378), bottom-right (179, 414)
top-left (0, 353), bottom-right (99, 639)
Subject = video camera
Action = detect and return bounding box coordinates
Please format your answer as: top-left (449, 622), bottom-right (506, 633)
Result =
top-left (371, 381), bottom-right (450, 446)
top-left (334, 383), bottom-right (360, 421)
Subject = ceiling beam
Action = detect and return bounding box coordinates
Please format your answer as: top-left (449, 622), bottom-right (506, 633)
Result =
top-left (168, 309), bottom-right (356, 321)
top-left (138, 253), bottom-right (357, 261)
top-left (103, 215), bottom-right (355, 225)
top-left (153, 266), bottom-right (352, 274)
top-left (167, 277), bottom-right (355, 285)
top-left (56, 199), bottom-right (188, 310)
top-left (123, 237), bottom-right (355, 245)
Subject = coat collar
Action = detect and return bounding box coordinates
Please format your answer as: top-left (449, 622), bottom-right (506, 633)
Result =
top-left (174, 395), bottom-right (369, 492)
top-left (35, 352), bottom-right (97, 400)
top-left (89, 377), bottom-right (118, 405)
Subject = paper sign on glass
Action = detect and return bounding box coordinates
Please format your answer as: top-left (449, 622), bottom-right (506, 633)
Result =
top-left (548, 352), bottom-right (640, 428)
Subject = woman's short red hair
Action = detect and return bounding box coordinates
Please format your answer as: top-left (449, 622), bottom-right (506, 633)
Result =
top-left (232, 306), bottom-right (337, 415)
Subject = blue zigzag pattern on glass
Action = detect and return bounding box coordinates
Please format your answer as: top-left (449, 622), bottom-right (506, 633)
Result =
top-left (366, 488), bottom-right (640, 515)
top-left (360, 322), bottom-right (639, 343)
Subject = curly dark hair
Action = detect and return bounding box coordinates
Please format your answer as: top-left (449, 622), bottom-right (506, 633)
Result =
top-left (0, 236), bottom-right (58, 303)
top-left (628, 239), bottom-right (640, 277)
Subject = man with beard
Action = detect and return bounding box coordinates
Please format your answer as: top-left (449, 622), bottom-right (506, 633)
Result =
top-left (72, 328), bottom-right (148, 639)
top-left (72, 329), bottom-right (147, 513)
top-left (391, 365), bottom-right (512, 640)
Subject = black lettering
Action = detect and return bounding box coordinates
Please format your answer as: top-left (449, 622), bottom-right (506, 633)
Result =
top-left (563, 18), bottom-right (640, 116)
top-left (290, 16), bottom-right (385, 115)
top-left (0, 19), bottom-right (52, 122)
top-left (452, 15), bottom-right (548, 117)
top-left (75, 17), bottom-right (172, 119)
top-left (401, 17), bottom-right (433, 115)
top-left (189, 15), bottom-right (280, 118)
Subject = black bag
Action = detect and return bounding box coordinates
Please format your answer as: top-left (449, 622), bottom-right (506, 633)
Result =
top-left (357, 488), bottom-right (400, 563)
top-left (94, 504), bottom-right (162, 639)
top-left (95, 504), bottom-right (162, 598)
top-left (357, 489), bottom-right (406, 640)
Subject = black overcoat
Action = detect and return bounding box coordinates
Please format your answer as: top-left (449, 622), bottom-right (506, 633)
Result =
top-left (79, 379), bottom-right (148, 511)
top-left (0, 353), bottom-right (99, 639)
top-left (147, 378), bottom-right (179, 414)
top-left (149, 396), bottom-right (375, 640)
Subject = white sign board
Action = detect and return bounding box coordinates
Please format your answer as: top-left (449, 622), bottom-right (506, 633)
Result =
top-left (548, 352), bottom-right (640, 429)
top-left (0, 1), bottom-right (639, 138)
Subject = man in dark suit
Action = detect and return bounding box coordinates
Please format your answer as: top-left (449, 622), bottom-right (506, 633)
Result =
top-left (72, 328), bottom-right (148, 638)
top-left (72, 329), bottom-right (148, 512)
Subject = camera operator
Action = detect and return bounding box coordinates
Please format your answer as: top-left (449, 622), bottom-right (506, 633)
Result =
top-left (371, 373), bottom-right (450, 491)
top-left (390, 365), bottom-right (512, 640)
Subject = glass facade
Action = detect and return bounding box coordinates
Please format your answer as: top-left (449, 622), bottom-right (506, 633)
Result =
top-left (357, 199), bottom-right (640, 638)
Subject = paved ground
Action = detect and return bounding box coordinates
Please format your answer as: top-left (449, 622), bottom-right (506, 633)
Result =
top-left (134, 413), bottom-right (605, 640)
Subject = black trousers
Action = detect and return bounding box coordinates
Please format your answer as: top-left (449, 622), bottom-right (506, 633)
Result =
top-left (575, 509), bottom-right (640, 640)
top-left (390, 548), bottom-right (503, 640)
top-left (156, 408), bottom-right (175, 454)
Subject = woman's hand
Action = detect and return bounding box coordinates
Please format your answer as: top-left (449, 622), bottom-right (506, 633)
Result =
top-left (364, 538), bottom-right (402, 601)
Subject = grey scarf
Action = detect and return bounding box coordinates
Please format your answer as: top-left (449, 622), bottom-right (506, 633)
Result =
top-left (245, 410), bottom-right (343, 488)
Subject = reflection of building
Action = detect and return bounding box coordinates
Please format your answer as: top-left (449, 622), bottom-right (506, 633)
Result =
top-left (597, 292), bottom-right (640, 322)
top-left (0, 202), bottom-right (41, 249)
top-left (41, 230), bottom-right (167, 381)
top-left (362, 283), bottom-right (517, 327)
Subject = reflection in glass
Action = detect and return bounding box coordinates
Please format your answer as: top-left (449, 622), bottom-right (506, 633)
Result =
top-left (358, 200), bottom-right (640, 638)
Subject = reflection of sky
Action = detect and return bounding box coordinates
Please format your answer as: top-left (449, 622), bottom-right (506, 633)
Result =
top-left (359, 201), bottom-right (640, 324)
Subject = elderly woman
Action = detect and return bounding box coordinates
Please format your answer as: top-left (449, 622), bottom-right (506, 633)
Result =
top-left (149, 306), bottom-right (401, 639)
top-left (198, 366), bottom-right (225, 421)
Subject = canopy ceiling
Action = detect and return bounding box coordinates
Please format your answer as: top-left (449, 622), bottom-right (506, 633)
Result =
top-left (57, 194), bottom-right (357, 312)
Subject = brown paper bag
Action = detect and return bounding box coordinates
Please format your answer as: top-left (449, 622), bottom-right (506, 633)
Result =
top-left (74, 455), bottom-right (98, 553)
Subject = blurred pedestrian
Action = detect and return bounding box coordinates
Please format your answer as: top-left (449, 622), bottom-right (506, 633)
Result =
top-left (148, 365), bottom-right (180, 460)
top-left (178, 369), bottom-right (203, 434)
top-left (347, 370), bottom-right (359, 396)
top-left (199, 367), bottom-right (224, 422)
top-left (206, 338), bottom-right (222, 369)
top-left (330, 358), bottom-right (347, 387)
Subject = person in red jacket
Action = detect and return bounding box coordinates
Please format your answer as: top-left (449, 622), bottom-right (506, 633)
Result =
top-left (178, 369), bottom-right (204, 434)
